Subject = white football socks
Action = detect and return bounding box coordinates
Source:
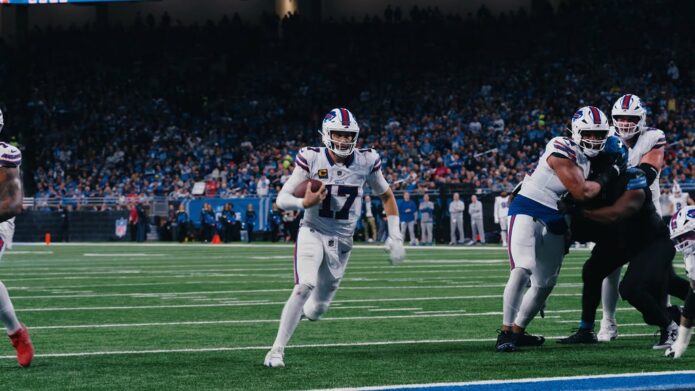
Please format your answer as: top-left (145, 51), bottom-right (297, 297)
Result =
top-left (601, 268), bottom-right (621, 322)
top-left (502, 267), bottom-right (530, 326)
top-left (515, 285), bottom-right (554, 328)
top-left (0, 282), bottom-right (20, 334)
top-left (272, 284), bottom-right (313, 351)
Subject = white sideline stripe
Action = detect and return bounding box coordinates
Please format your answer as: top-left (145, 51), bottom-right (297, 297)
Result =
top-left (0, 332), bottom-right (655, 360)
top-left (367, 308), bottom-right (422, 312)
top-left (15, 293), bottom-right (585, 312)
top-left (83, 253), bottom-right (166, 257)
top-left (554, 320), bottom-right (652, 327)
top-left (313, 370), bottom-right (695, 391)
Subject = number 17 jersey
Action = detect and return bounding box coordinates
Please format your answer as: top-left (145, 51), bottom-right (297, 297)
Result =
top-left (294, 146), bottom-right (385, 238)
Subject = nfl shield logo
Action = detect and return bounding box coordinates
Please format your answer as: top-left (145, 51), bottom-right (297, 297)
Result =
top-left (115, 218), bottom-right (128, 238)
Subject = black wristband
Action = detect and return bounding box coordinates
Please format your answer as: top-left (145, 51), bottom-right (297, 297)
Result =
top-left (638, 163), bottom-right (658, 186)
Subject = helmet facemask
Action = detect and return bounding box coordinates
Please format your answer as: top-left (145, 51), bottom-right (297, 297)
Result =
top-left (673, 230), bottom-right (695, 254)
top-left (576, 129), bottom-right (609, 157)
top-left (322, 129), bottom-right (358, 157)
top-left (613, 114), bottom-right (643, 140)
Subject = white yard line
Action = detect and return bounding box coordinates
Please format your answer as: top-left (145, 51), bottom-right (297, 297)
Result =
top-left (15, 293), bottom-right (586, 312)
top-left (367, 308), bottom-right (422, 312)
top-left (0, 332), bottom-right (654, 361)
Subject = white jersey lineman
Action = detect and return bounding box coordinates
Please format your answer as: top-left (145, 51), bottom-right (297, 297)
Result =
top-left (670, 192), bottom-right (691, 213)
top-left (498, 105), bottom-right (606, 353)
top-left (626, 127), bottom-right (667, 215)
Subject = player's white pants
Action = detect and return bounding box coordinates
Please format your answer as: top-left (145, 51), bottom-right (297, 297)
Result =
top-left (420, 221), bottom-right (433, 244)
top-left (450, 216), bottom-right (464, 243)
top-left (400, 221), bottom-right (416, 244)
top-left (294, 226), bottom-right (352, 319)
top-left (504, 214), bottom-right (565, 327)
top-left (471, 217), bottom-right (485, 243)
top-left (499, 216), bottom-right (508, 246)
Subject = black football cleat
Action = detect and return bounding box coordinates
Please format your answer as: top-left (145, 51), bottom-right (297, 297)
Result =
top-left (557, 328), bottom-right (598, 344)
top-left (495, 330), bottom-right (518, 352)
top-left (515, 331), bottom-right (546, 347)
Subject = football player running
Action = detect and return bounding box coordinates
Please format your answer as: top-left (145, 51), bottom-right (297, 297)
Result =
top-left (666, 206), bottom-right (695, 358)
top-left (597, 94), bottom-right (688, 342)
top-left (264, 108), bottom-right (405, 368)
top-left (496, 107), bottom-right (610, 352)
top-left (0, 109), bottom-right (33, 367)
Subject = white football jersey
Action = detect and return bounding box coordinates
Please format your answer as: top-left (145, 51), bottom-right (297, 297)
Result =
top-left (0, 141), bottom-right (20, 249)
top-left (294, 147), bottom-right (384, 238)
top-left (670, 194), bottom-right (690, 213)
top-left (518, 137), bottom-right (590, 210)
top-left (626, 127), bottom-right (667, 215)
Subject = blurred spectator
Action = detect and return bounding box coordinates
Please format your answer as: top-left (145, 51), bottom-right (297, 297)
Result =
top-left (398, 191), bottom-right (417, 245)
top-left (362, 195), bottom-right (377, 243)
top-left (221, 203), bottom-right (238, 243)
top-left (449, 192), bottom-right (465, 245)
top-left (175, 204), bottom-right (189, 242)
top-left (469, 195), bottom-right (485, 244)
top-left (418, 193), bottom-right (434, 245)
top-left (200, 203), bottom-right (216, 243)
top-left (245, 204), bottom-right (256, 242)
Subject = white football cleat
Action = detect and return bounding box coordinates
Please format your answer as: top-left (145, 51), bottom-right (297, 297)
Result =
top-left (597, 319), bottom-right (618, 342)
top-left (666, 342), bottom-right (687, 359)
top-left (263, 349), bottom-right (285, 368)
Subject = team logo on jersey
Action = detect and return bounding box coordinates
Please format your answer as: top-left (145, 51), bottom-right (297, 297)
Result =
top-left (337, 170), bottom-right (344, 177)
top-left (318, 169), bottom-right (328, 179)
top-left (115, 218), bottom-right (128, 238)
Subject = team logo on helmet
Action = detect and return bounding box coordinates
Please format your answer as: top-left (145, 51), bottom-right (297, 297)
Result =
top-left (323, 111), bottom-right (337, 122)
top-left (688, 209), bottom-right (695, 219)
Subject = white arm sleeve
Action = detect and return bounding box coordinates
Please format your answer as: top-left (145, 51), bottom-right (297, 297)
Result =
top-left (367, 169), bottom-right (390, 196)
top-left (276, 168), bottom-right (309, 211)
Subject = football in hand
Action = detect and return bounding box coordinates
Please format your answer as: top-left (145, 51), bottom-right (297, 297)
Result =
top-left (293, 179), bottom-right (323, 198)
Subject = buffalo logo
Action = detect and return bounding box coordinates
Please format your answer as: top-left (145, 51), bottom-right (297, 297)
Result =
top-left (318, 169), bottom-right (328, 179)
top-left (688, 209), bottom-right (695, 219)
top-left (572, 110), bottom-right (583, 120)
top-left (323, 111), bottom-right (337, 123)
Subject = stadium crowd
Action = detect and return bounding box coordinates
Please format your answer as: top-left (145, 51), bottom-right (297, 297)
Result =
top-left (0, 0), bottom-right (692, 209)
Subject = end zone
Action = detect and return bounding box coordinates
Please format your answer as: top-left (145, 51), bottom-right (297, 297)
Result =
top-left (316, 371), bottom-right (695, 391)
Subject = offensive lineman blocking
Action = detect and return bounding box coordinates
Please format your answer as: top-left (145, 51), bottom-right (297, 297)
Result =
top-left (264, 108), bottom-right (405, 368)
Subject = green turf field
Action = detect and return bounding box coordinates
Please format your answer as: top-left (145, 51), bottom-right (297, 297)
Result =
top-left (0, 243), bottom-right (690, 390)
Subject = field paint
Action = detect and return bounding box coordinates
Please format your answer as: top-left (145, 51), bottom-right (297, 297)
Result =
top-left (24, 307), bottom-right (650, 331)
top-left (5, 251), bottom-right (53, 255)
top-left (83, 253), bottom-right (166, 257)
top-left (0, 332), bottom-right (655, 361)
top-left (312, 371), bottom-right (695, 391)
top-left (368, 308), bottom-right (422, 312)
top-left (15, 293), bottom-right (587, 312)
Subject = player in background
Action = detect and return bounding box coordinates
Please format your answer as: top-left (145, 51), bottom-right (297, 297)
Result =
top-left (263, 108), bottom-right (405, 368)
top-left (666, 206), bottom-right (695, 358)
top-left (0, 109), bottom-right (33, 367)
top-left (495, 106), bottom-right (611, 352)
top-left (597, 94), bottom-right (686, 342)
top-left (670, 181), bottom-right (694, 212)
top-left (494, 191), bottom-right (510, 246)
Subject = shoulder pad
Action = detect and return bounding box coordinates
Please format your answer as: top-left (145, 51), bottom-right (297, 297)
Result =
top-left (367, 149), bottom-right (382, 173)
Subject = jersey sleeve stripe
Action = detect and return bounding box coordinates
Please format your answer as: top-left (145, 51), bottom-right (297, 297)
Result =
top-left (295, 158), bottom-right (310, 172)
top-left (552, 142), bottom-right (577, 159)
top-left (371, 163), bottom-right (382, 173)
top-left (296, 154), bottom-right (308, 165)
